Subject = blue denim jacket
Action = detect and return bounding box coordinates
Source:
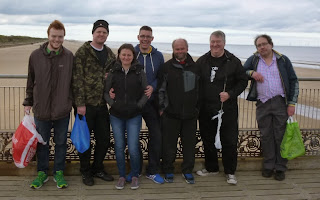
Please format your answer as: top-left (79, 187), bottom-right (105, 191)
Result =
top-left (243, 50), bottom-right (299, 105)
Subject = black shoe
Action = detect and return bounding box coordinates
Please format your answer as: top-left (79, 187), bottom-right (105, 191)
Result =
top-left (262, 169), bottom-right (273, 178)
top-left (94, 171), bottom-right (114, 181)
top-left (274, 171), bottom-right (285, 181)
top-left (82, 173), bottom-right (94, 186)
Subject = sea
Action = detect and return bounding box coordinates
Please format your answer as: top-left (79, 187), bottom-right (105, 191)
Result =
top-left (107, 41), bottom-right (320, 70)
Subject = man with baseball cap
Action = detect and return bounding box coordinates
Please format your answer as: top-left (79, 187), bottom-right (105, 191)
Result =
top-left (72, 19), bottom-right (116, 186)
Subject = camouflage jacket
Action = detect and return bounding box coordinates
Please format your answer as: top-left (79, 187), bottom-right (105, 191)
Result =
top-left (72, 41), bottom-right (116, 107)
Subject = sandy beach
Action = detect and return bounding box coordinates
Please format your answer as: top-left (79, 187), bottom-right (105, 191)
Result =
top-left (0, 40), bottom-right (319, 130)
top-left (1, 40), bottom-right (319, 87)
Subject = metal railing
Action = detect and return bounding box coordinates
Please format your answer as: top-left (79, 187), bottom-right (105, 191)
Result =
top-left (0, 75), bottom-right (319, 161)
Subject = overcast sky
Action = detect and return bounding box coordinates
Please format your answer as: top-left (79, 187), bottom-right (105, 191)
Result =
top-left (1, 0), bottom-right (320, 46)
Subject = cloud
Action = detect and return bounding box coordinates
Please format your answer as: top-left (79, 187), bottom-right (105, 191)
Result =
top-left (0, 0), bottom-right (319, 45)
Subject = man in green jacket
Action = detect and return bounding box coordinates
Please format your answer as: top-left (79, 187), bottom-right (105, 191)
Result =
top-left (72, 19), bottom-right (116, 186)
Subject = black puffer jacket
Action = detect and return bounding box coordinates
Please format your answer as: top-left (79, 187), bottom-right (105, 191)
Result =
top-left (196, 50), bottom-right (248, 115)
top-left (104, 61), bottom-right (148, 119)
top-left (158, 53), bottom-right (200, 119)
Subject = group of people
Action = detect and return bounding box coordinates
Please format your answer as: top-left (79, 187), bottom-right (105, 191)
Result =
top-left (22, 19), bottom-right (299, 190)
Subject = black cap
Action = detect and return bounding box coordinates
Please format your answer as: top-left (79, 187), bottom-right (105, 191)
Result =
top-left (92, 20), bottom-right (109, 34)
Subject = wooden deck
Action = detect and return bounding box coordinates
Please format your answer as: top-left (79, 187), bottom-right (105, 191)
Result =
top-left (1, 169), bottom-right (320, 200)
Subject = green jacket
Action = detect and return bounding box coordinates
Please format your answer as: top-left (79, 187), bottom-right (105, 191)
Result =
top-left (72, 41), bottom-right (116, 107)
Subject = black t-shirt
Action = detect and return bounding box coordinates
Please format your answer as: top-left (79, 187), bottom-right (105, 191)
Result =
top-left (208, 54), bottom-right (227, 82)
top-left (94, 47), bottom-right (108, 67)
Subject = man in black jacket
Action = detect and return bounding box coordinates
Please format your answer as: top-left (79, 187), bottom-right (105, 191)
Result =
top-left (196, 31), bottom-right (247, 185)
top-left (158, 38), bottom-right (200, 184)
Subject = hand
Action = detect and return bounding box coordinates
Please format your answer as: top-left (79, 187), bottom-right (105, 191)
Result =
top-left (159, 111), bottom-right (163, 116)
top-left (109, 88), bottom-right (115, 99)
top-left (77, 106), bottom-right (86, 116)
top-left (24, 106), bottom-right (31, 115)
top-left (219, 92), bottom-right (230, 103)
top-left (287, 105), bottom-right (295, 116)
top-left (145, 85), bottom-right (153, 99)
top-left (252, 71), bottom-right (264, 82)
top-left (105, 72), bottom-right (109, 79)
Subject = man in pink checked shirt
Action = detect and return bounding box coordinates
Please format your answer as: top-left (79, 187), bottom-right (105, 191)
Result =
top-left (244, 34), bottom-right (299, 181)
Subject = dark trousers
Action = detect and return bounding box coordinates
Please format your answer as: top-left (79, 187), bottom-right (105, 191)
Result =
top-left (199, 111), bottom-right (239, 174)
top-left (256, 96), bottom-right (288, 171)
top-left (161, 114), bottom-right (197, 174)
top-left (77, 105), bottom-right (111, 175)
top-left (142, 101), bottom-right (162, 174)
top-left (35, 115), bottom-right (70, 174)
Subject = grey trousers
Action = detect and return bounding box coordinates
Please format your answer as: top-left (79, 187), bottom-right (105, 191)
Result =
top-left (256, 95), bottom-right (288, 172)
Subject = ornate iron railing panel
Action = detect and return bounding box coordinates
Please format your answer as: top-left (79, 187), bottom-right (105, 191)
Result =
top-left (0, 77), bottom-right (319, 161)
top-left (1, 129), bottom-right (319, 161)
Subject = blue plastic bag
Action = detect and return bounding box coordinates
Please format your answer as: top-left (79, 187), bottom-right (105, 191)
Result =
top-left (71, 114), bottom-right (90, 153)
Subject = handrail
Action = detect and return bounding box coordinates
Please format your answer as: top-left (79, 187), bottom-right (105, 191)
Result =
top-left (1, 74), bottom-right (320, 81)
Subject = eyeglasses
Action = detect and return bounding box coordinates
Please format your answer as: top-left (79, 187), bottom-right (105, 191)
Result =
top-left (139, 35), bottom-right (153, 39)
top-left (256, 42), bottom-right (269, 48)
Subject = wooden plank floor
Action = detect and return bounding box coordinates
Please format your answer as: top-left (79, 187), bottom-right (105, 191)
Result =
top-left (0, 169), bottom-right (319, 200)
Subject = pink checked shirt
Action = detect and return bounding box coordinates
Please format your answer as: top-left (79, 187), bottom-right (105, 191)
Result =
top-left (256, 53), bottom-right (285, 103)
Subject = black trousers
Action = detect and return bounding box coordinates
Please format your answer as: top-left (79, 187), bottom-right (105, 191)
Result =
top-left (199, 111), bottom-right (239, 174)
top-left (142, 101), bottom-right (162, 174)
top-left (77, 105), bottom-right (111, 175)
top-left (161, 114), bottom-right (197, 174)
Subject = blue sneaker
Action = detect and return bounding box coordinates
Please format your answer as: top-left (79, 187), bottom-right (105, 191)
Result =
top-left (164, 173), bottom-right (174, 183)
top-left (146, 174), bottom-right (164, 184)
top-left (182, 173), bottom-right (195, 184)
top-left (126, 172), bottom-right (141, 183)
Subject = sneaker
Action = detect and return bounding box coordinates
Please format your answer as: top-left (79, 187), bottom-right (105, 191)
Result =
top-left (196, 169), bottom-right (219, 176)
top-left (115, 177), bottom-right (126, 190)
top-left (164, 173), bottom-right (174, 183)
top-left (146, 174), bottom-right (165, 184)
top-left (131, 177), bottom-right (139, 190)
top-left (262, 169), bottom-right (273, 178)
top-left (94, 171), bottom-right (114, 181)
top-left (226, 174), bottom-right (237, 185)
top-left (274, 171), bottom-right (285, 181)
top-left (182, 173), bottom-right (195, 184)
top-left (53, 170), bottom-right (68, 189)
top-left (30, 171), bottom-right (49, 189)
top-left (126, 172), bottom-right (141, 182)
top-left (82, 172), bottom-right (94, 186)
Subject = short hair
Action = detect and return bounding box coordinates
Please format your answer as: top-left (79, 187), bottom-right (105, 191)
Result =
top-left (254, 34), bottom-right (273, 47)
top-left (47, 20), bottom-right (65, 36)
top-left (117, 43), bottom-right (137, 64)
top-left (172, 38), bottom-right (189, 49)
top-left (139, 25), bottom-right (152, 34)
top-left (210, 30), bottom-right (226, 43)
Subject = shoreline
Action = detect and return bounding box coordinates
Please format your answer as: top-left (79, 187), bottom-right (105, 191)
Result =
top-left (0, 40), bottom-right (319, 87)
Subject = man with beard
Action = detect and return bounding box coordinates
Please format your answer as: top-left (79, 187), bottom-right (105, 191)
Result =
top-left (158, 38), bottom-right (200, 184)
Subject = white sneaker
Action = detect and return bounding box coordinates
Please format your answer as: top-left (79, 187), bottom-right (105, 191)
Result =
top-left (226, 174), bottom-right (237, 185)
top-left (196, 169), bottom-right (219, 176)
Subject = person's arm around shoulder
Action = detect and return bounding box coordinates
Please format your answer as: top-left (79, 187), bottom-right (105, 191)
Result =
top-left (104, 72), bottom-right (115, 107)
top-left (137, 70), bottom-right (149, 108)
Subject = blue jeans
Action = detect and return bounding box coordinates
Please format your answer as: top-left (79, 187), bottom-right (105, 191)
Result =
top-left (110, 114), bottom-right (141, 178)
top-left (34, 115), bottom-right (70, 174)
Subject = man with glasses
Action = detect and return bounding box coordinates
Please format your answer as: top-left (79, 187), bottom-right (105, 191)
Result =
top-left (244, 34), bottom-right (299, 181)
top-left (72, 19), bottom-right (115, 186)
top-left (196, 30), bottom-right (247, 185)
top-left (132, 25), bottom-right (165, 184)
